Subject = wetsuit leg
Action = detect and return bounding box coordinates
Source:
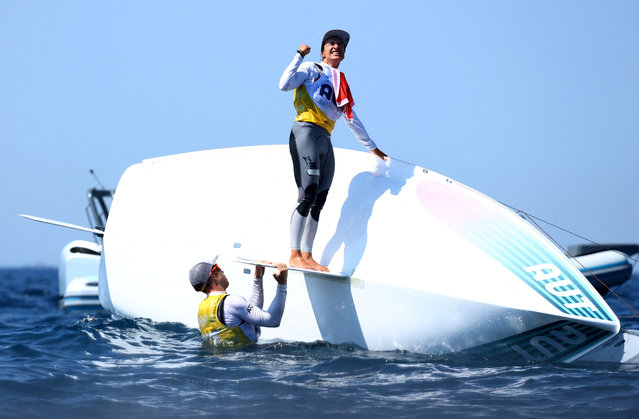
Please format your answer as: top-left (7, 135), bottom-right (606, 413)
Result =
top-left (312, 141), bottom-right (335, 221)
top-left (301, 139), bottom-right (334, 252)
top-left (289, 122), bottom-right (333, 251)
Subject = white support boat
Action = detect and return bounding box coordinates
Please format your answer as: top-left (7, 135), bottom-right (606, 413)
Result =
top-left (58, 240), bottom-right (101, 311)
top-left (98, 145), bottom-right (639, 364)
top-left (57, 188), bottom-right (111, 311)
top-left (570, 245), bottom-right (637, 295)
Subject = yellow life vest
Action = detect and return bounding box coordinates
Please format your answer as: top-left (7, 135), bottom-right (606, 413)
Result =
top-left (197, 293), bottom-right (252, 347)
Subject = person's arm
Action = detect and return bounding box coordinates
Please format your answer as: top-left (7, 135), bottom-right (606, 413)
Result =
top-left (279, 45), bottom-right (316, 91)
top-left (248, 266), bottom-right (265, 309)
top-left (223, 290), bottom-right (286, 327)
top-left (223, 265), bottom-right (288, 327)
top-left (343, 110), bottom-right (376, 150)
top-left (342, 110), bottom-right (387, 160)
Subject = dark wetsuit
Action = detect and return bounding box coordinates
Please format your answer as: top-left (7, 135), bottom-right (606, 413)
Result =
top-left (288, 121), bottom-right (335, 251)
top-left (279, 53), bottom-right (376, 252)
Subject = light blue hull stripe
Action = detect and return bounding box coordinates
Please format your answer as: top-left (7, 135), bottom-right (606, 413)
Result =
top-left (460, 208), bottom-right (614, 321)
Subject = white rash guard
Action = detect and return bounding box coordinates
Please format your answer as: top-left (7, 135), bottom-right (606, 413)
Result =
top-left (279, 53), bottom-right (377, 151)
top-left (207, 278), bottom-right (287, 343)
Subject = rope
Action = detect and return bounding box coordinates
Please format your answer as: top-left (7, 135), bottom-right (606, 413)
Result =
top-left (513, 208), bottom-right (639, 318)
top-left (390, 155), bottom-right (639, 318)
top-left (501, 202), bottom-right (639, 264)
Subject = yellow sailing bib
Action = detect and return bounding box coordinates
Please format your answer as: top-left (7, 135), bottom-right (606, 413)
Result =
top-left (293, 85), bottom-right (337, 133)
top-left (197, 294), bottom-right (252, 347)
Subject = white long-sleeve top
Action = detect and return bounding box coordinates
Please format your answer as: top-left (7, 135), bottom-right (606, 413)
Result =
top-left (208, 278), bottom-right (287, 342)
top-left (279, 53), bottom-right (377, 151)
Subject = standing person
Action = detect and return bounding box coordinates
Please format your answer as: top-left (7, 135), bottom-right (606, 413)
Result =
top-left (189, 256), bottom-right (288, 347)
top-left (279, 29), bottom-right (387, 272)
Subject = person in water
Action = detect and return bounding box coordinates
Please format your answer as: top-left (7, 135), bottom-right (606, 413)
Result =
top-left (190, 256), bottom-right (288, 347)
top-left (279, 29), bottom-right (387, 272)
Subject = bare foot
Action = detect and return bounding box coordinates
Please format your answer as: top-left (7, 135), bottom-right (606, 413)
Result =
top-left (302, 252), bottom-right (329, 272)
top-left (289, 250), bottom-right (312, 270)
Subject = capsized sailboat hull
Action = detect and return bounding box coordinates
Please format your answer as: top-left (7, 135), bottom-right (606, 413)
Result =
top-left (99, 145), bottom-right (621, 361)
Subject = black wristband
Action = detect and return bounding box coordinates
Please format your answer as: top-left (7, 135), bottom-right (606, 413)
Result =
top-left (297, 50), bottom-right (305, 57)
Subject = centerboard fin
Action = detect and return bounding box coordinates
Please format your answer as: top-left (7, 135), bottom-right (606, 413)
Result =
top-left (234, 257), bottom-right (349, 279)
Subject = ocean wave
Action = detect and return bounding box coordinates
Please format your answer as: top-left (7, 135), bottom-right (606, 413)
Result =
top-left (2, 268), bottom-right (639, 417)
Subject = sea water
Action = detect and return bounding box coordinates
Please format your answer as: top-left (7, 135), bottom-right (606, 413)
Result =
top-left (1, 267), bottom-right (639, 418)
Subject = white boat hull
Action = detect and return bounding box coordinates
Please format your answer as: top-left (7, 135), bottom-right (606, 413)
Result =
top-left (99, 145), bottom-right (621, 361)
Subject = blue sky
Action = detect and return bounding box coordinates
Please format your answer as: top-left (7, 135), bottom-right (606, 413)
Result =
top-left (1, 1), bottom-right (637, 267)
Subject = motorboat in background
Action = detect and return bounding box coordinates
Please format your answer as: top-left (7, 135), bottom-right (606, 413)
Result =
top-left (23, 185), bottom-right (113, 311)
top-left (57, 187), bottom-right (112, 311)
top-left (58, 239), bottom-right (102, 311)
top-left (569, 244), bottom-right (638, 295)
